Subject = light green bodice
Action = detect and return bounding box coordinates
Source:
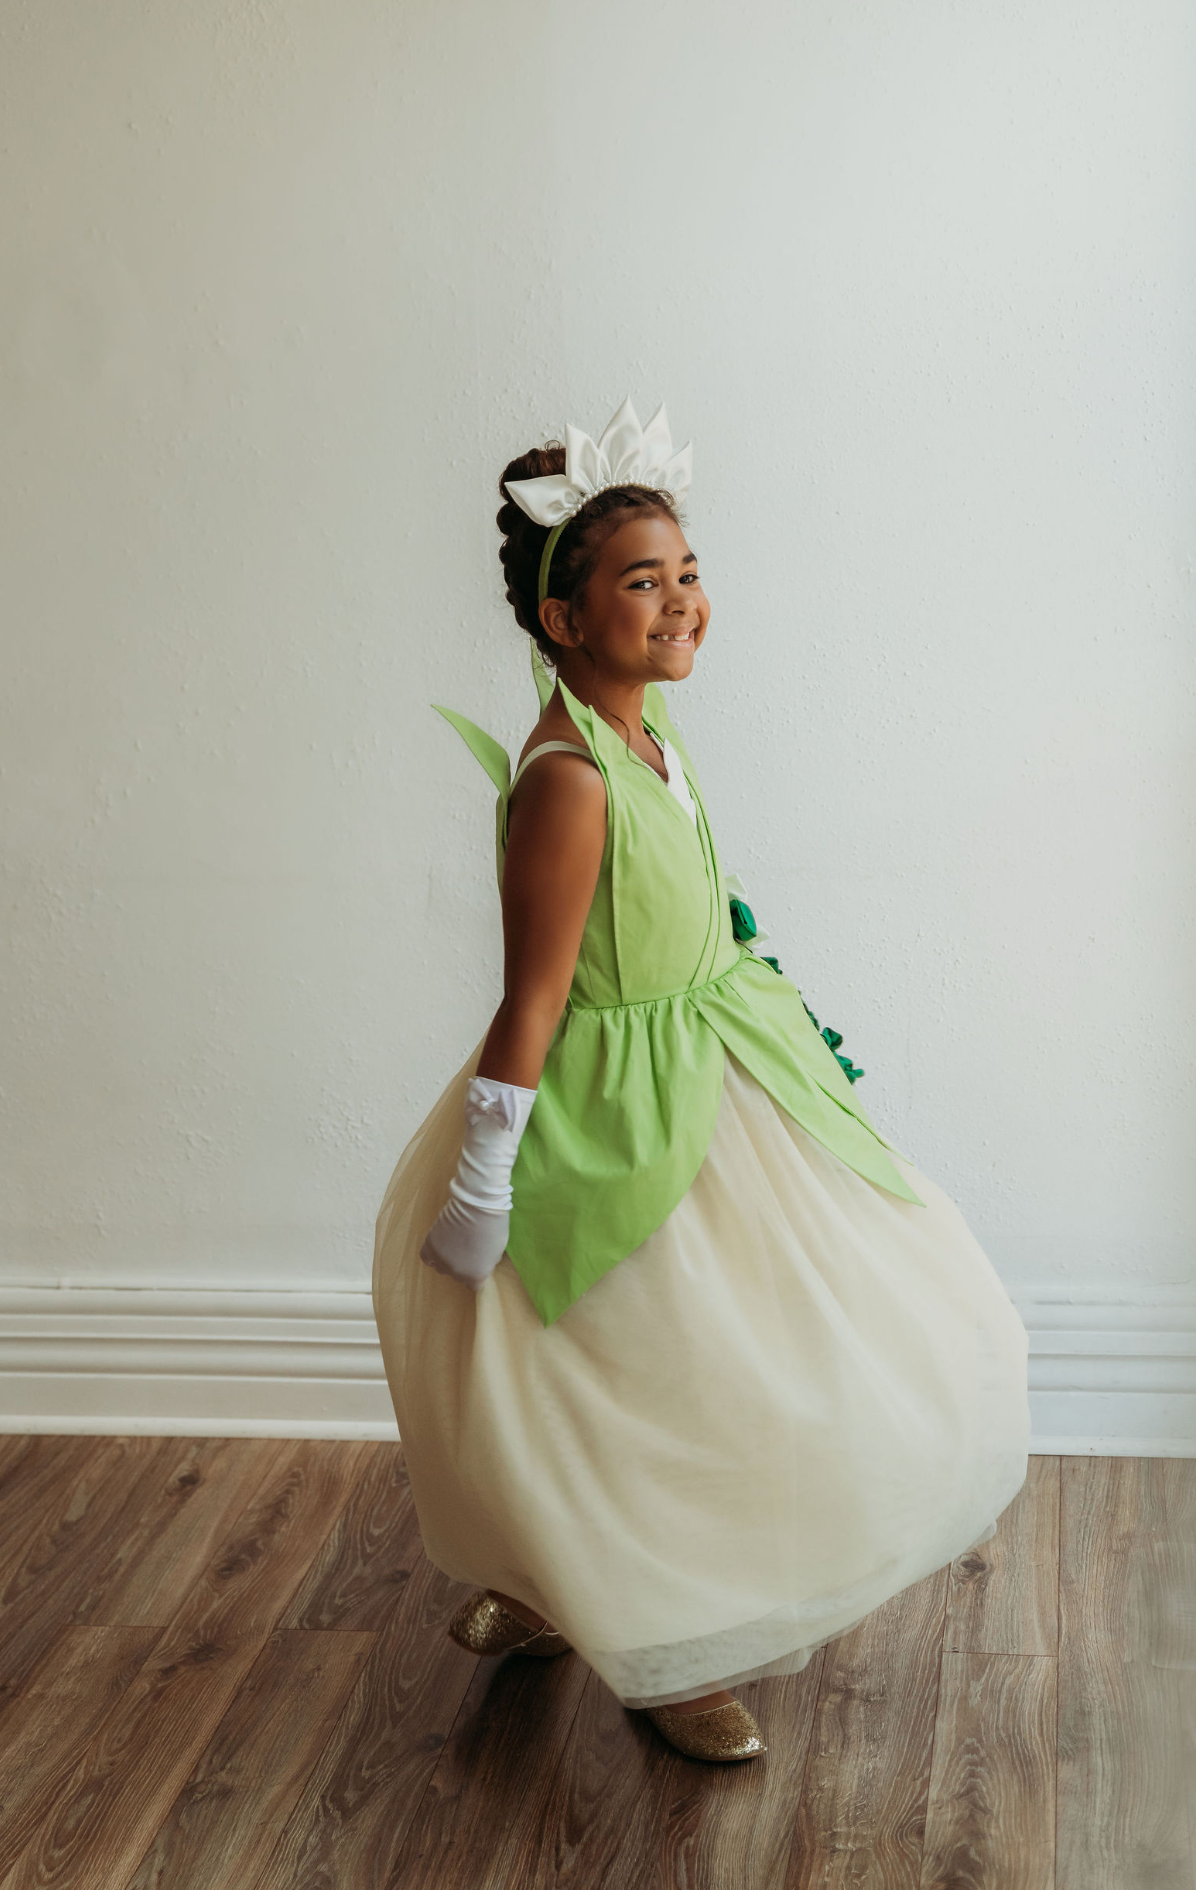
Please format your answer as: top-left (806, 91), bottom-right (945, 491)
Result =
top-left (434, 647), bottom-right (924, 1327)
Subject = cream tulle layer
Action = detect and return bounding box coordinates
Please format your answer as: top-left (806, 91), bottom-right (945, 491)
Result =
top-left (372, 1043), bottom-right (1031, 1709)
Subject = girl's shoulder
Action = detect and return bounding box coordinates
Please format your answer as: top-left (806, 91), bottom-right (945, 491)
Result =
top-left (514, 706), bottom-right (593, 773)
top-left (507, 705), bottom-right (606, 842)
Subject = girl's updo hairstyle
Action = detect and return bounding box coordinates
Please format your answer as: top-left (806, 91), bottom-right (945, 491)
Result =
top-left (497, 442), bottom-right (682, 664)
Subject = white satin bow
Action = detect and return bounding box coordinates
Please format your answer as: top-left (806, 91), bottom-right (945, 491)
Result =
top-left (463, 1078), bottom-right (529, 1133)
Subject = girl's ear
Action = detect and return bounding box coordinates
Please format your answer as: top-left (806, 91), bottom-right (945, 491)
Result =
top-left (538, 596), bottom-right (580, 649)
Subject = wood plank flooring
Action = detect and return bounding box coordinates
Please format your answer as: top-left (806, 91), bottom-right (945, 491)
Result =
top-left (0, 1437), bottom-right (1191, 1889)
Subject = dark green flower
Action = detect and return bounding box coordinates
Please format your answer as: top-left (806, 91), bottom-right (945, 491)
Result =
top-left (728, 894), bottom-right (758, 944)
top-left (801, 999), bottom-right (864, 1084)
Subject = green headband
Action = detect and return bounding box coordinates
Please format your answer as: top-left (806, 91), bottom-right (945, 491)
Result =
top-left (537, 517), bottom-right (570, 607)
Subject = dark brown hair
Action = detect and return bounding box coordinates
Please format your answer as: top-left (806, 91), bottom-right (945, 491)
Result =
top-left (496, 442), bottom-right (681, 663)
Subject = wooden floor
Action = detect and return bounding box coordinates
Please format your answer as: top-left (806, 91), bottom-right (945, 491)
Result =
top-left (0, 1440), bottom-right (1192, 1890)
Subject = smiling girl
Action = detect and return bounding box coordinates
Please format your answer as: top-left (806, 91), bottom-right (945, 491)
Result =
top-left (372, 399), bottom-right (1031, 1763)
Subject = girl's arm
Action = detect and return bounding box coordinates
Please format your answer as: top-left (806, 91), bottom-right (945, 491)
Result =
top-left (419, 750), bottom-right (605, 1290)
top-left (476, 750), bottom-right (607, 1085)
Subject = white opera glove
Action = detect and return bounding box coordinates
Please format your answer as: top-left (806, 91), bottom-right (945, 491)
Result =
top-left (419, 1076), bottom-right (538, 1290)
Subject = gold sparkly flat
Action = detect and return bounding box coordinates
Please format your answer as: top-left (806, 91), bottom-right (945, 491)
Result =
top-left (447, 1590), bottom-right (571, 1658)
top-left (645, 1698), bottom-right (767, 1762)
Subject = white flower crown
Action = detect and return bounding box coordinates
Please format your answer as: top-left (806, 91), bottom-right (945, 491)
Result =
top-left (505, 395), bottom-right (692, 529)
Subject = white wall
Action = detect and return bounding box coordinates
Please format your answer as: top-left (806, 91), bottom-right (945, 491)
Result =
top-left (3, 1), bottom-right (1193, 1443)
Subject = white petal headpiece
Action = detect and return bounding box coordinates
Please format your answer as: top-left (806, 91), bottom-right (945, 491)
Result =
top-left (506, 396), bottom-right (692, 529)
top-left (506, 396), bottom-right (692, 605)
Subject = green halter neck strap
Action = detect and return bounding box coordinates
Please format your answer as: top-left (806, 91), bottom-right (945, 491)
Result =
top-left (530, 640), bottom-right (554, 710)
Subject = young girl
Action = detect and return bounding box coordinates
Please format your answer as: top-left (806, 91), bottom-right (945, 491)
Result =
top-left (372, 398), bottom-right (1031, 1763)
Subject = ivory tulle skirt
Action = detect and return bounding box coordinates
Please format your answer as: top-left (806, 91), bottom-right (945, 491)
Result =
top-left (372, 1042), bottom-right (1031, 1709)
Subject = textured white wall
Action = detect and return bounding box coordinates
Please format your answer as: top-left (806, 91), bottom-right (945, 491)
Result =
top-left (3, 0), bottom-right (1192, 1305)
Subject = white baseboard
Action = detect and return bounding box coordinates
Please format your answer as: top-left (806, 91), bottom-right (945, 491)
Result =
top-left (0, 1288), bottom-right (399, 1441)
top-left (1018, 1284), bottom-right (1196, 1458)
top-left (0, 1283), bottom-right (1193, 1455)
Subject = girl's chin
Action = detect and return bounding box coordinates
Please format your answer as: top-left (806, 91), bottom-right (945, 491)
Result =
top-left (647, 637), bottom-right (697, 667)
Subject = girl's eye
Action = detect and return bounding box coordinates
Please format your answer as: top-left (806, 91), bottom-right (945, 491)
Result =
top-left (680, 572), bottom-right (700, 584)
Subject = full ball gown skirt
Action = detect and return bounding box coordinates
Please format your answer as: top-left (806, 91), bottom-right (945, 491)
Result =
top-left (372, 1035), bottom-right (1032, 1710)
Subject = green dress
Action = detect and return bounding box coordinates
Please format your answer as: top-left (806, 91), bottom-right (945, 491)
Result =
top-left (434, 647), bottom-right (924, 1327)
top-left (372, 645), bottom-right (1031, 1708)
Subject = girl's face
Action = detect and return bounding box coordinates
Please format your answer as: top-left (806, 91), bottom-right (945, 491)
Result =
top-left (540, 512), bottom-right (710, 686)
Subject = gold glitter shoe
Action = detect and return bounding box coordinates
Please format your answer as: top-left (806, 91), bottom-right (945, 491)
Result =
top-left (644, 1698), bottom-right (767, 1762)
top-left (447, 1590), bottom-right (571, 1658)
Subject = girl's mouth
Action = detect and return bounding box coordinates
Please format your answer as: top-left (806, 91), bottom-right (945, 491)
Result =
top-left (650, 629), bottom-right (695, 644)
